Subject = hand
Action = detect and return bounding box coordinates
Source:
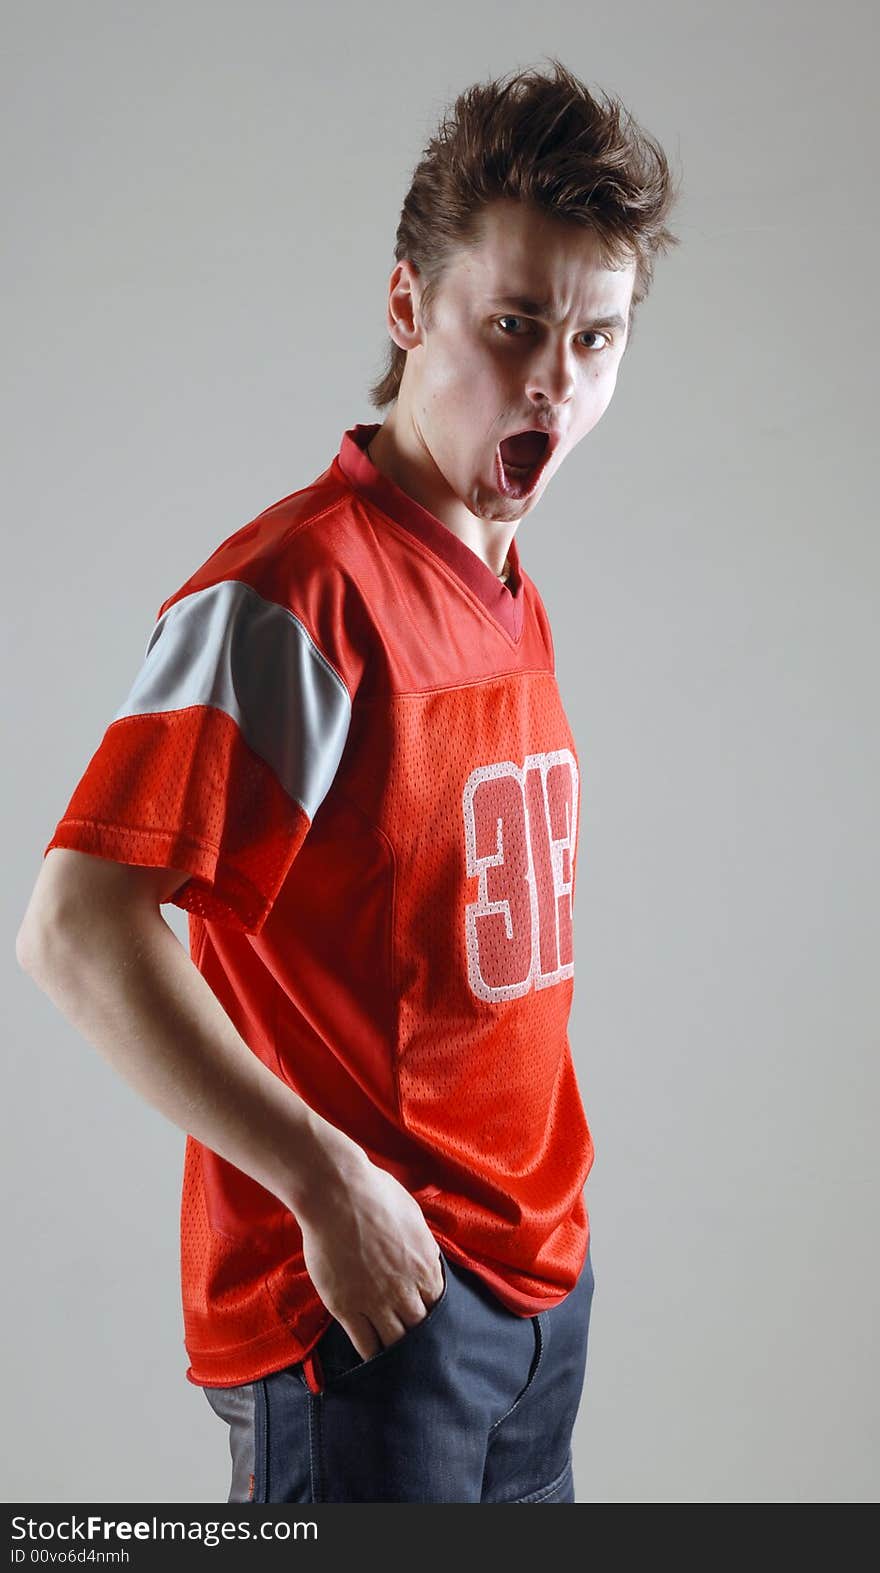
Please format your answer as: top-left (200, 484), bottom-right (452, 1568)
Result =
top-left (298, 1159), bottom-right (445, 1362)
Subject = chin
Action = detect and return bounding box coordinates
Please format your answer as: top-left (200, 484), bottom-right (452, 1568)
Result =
top-left (478, 469), bottom-right (547, 518)
top-left (472, 486), bottom-right (528, 522)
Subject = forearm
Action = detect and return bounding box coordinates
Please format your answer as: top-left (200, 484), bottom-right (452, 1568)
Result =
top-left (19, 902), bottom-right (368, 1219)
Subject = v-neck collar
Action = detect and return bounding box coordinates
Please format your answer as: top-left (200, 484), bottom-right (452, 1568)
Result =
top-left (334, 422), bottom-right (525, 643)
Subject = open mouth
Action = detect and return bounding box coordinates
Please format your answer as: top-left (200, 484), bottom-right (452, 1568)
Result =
top-left (496, 429), bottom-right (553, 498)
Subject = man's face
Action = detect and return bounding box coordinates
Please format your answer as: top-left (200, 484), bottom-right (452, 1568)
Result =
top-left (396, 198), bottom-right (637, 526)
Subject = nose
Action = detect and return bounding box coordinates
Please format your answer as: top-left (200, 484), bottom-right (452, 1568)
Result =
top-left (524, 337), bottom-right (576, 408)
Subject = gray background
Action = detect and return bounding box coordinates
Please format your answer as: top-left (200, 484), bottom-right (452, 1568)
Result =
top-left (4, 0), bottom-right (877, 1504)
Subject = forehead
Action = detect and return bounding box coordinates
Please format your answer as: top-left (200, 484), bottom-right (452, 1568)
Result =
top-left (447, 198), bottom-right (635, 311)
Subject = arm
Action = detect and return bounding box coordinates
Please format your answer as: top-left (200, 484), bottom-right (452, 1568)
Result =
top-left (15, 848), bottom-right (443, 1358)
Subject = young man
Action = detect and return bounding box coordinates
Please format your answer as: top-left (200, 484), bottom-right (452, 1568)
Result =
top-left (16, 60), bottom-right (678, 1503)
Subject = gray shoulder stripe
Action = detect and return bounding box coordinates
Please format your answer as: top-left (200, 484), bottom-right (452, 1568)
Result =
top-left (111, 579), bottom-right (351, 820)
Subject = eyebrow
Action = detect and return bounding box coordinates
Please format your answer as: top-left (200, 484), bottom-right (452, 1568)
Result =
top-left (488, 295), bottom-right (627, 332)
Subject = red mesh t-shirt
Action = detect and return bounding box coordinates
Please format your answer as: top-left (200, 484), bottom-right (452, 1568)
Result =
top-left (44, 422), bottom-right (594, 1389)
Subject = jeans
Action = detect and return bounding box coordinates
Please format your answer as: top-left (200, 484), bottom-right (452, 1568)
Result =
top-left (203, 1239), bottom-right (594, 1503)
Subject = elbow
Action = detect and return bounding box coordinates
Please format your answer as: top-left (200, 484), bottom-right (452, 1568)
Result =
top-left (16, 877), bottom-right (79, 983)
top-left (17, 849), bottom-right (93, 982)
top-left (16, 907), bottom-right (91, 1005)
top-left (14, 921), bottom-right (31, 973)
top-left (16, 907), bottom-right (58, 982)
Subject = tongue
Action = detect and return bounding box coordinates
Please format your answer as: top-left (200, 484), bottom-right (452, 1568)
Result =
top-left (499, 431), bottom-right (547, 468)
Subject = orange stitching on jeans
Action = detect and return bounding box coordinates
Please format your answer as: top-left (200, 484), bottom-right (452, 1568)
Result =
top-left (301, 1349), bottom-right (325, 1394)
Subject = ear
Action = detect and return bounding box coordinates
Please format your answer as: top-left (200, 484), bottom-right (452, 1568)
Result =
top-left (386, 259), bottom-right (426, 353)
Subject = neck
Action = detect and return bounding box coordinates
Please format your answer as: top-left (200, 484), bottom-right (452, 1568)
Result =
top-left (365, 418), bottom-right (515, 581)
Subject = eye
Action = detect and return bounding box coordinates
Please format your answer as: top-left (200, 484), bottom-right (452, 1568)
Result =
top-left (578, 330), bottom-right (612, 352)
top-left (494, 317), bottom-right (612, 351)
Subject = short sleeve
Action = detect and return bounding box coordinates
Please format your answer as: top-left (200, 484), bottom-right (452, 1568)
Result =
top-left (43, 577), bottom-right (353, 935)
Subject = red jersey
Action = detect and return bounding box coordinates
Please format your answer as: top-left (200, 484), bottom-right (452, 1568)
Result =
top-left (44, 422), bottom-right (594, 1389)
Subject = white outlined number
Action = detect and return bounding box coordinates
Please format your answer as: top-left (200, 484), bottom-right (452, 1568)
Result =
top-left (463, 749), bottom-right (578, 1001)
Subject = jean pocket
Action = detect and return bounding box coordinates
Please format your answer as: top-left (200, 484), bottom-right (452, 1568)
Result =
top-left (311, 1248), bottom-right (450, 1388)
top-left (487, 1309), bottom-right (546, 1435)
